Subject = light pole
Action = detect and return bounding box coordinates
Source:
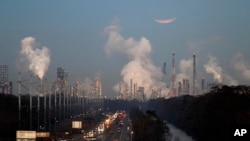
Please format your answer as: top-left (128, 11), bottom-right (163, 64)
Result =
top-left (49, 83), bottom-right (52, 132)
top-left (18, 72), bottom-right (21, 129)
top-left (131, 131), bottom-right (133, 141)
top-left (29, 75), bottom-right (33, 130)
top-left (37, 78), bottom-right (42, 131)
top-left (54, 85), bottom-right (57, 134)
top-left (17, 72), bottom-right (30, 129)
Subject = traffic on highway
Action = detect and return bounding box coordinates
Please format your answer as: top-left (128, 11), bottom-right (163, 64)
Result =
top-left (82, 110), bottom-right (132, 141)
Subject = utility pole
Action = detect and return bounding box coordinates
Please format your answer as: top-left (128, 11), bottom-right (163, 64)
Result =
top-left (29, 75), bottom-right (33, 130)
top-left (18, 72), bottom-right (21, 129)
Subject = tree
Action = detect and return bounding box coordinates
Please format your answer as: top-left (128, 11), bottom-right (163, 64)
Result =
top-left (130, 108), bottom-right (171, 141)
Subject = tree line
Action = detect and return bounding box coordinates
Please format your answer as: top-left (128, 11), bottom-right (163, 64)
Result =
top-left (146, 85), bottom-right (250, 141)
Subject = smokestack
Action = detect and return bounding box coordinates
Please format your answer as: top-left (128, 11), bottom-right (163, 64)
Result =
top-left (182, 79), bottom-right (185, 94)
top-left (172, 53), bottom-right (175, 75)
top-left (134, 83), bottom-right (136, 99)
top-left (171, 52), bottom-right (176, 96)
top-left (119, 81), bottom-right (121, 97)
top-left (178, 81), bottom-right (181, 96)
top-left (100, 80), bottom-right (102, 97)
top-left (130, 79), bottom-right (133, 99)
top-left (193, 54), bottom-right (196, 95)
top-left (135, 83), bottom-right (137, 99)
top-left (201, 78), bottom-right (205, 93)
top-left (162, 62), bottom-right (167, 82)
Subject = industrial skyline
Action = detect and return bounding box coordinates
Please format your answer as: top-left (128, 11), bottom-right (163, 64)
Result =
top-left (1, 1), bottom-right (250, 98)
top-left (0, 50), bottom-right (242, 100)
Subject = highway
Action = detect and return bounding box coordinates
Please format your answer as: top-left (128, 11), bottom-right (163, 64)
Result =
top-left (101, 120), bottom-right (130, 141)
top-left (101, 111), bottom-right (131, 141)
top-left (78, 111), bottom-right (132, 141)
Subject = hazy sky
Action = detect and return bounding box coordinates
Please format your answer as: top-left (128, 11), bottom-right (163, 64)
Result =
top-left (1, 1), bottom-right (250, 98)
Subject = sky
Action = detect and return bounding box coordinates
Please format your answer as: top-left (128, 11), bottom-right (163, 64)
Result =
top-left (1, 1), bottom-right (250, 98)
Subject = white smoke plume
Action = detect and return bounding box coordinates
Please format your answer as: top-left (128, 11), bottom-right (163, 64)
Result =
top-left (204, 55), bottom-right (238, 85)
top-left (73, 78), bottom-right (92, 96)
top-left (81, 78), bottom-right (93, 92)
top-left (81, 77), bottom-right (96, 96)
top-left (223, 74), bottom-right (238, 85)
top-left (204, 56), bottom-right (222, 83)
top-left (231, 52), bottom-right (250, 80)
top-left (20, 37), bottom-right (51, 79)
top-left (176, 58), bottom-right (193, 83)
top-left (104, 23), bottom-right (169, 98)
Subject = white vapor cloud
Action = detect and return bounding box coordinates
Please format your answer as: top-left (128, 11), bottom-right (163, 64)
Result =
top-left (81, 78), bottom-right (93, 93)
top-left (176, 58), bottom-right (193, 83)
top-left (204, 55), bottom-right (238, 85)
top-left (20, 37), bottom-right (51, 79)
top-left (204, 56), bottom-right (222, 83)
top-left (232, 52), bottom-right (250, 80)
top-left (104, 22), bottom-right (169, 98)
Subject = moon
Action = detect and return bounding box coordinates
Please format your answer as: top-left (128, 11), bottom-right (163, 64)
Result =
top-left (154, 17), bottom-right (176, 24)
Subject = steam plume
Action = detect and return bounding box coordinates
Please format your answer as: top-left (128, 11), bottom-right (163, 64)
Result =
top-left (204, 55), bottom-right (237, 85)
top-left (204, 56), bottom-right (222, 83)
top-left (104, 23), bottom-right (169, 98)
top-left (176, 58), bottom-right (193, 83)
top-left (20, 37), bottom-right (51, 79)
top-left (232, 52), bottom-right (250, 80)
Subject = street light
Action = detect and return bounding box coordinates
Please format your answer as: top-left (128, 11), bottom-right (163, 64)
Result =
top-left (131, 131), bottom-right (133, 141)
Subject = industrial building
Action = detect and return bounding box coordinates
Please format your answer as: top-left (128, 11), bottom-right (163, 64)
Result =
top-left (89, 77), bottom-right (102, 98)
top-left (0, 65), bottom-right (12, 94)
top-left (56, 67), bottom-right (68, 93)
top-left (170, 52), bottom-right (177, 97)
top-left (117, 80), bottom-right (146, 101)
